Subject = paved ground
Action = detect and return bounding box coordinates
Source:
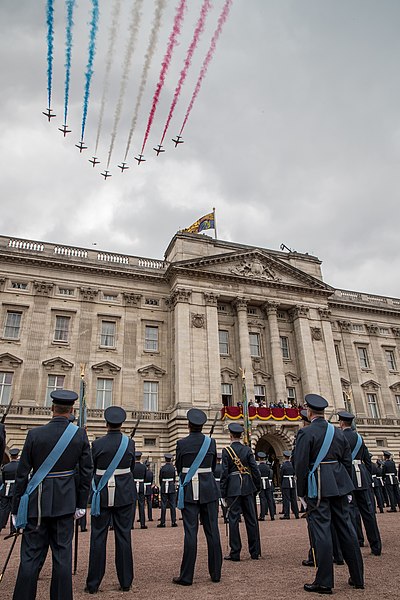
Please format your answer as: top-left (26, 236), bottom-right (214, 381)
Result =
top-left (1, 509), bottom-right (399, 598)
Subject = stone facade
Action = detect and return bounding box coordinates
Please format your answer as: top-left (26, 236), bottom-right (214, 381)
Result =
top-left (1, 233), bottom-right (400, 474)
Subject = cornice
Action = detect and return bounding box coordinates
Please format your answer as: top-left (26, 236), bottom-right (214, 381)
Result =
top-left (328, 300), bottom-right (400, 318)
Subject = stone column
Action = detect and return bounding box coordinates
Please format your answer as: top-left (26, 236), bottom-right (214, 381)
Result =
top-left (318, 307), bottom-right (344, 408)
top-left (169, 289), bottom-right (192, 408)
top-left (263, 302), bottom-right (287, 404)
top-left (337, 320), bottom-right (367, 417)
top-left (76, 287), bottom-right (99, 409)
top-left (290, 305), bottom-right (319, 396)
top-left (366, 323), bottom-right (395, 417)
top-left (121, 294), bottom-right (142, 411)
top-left (233, 298), bottom-right (255, 401)
top-left (204, 292), bottom-right (221, 409)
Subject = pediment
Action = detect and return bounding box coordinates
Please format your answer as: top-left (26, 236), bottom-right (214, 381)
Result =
top-left (137, 364), bottom-right (166, 378)
top-left (340, 378), bottom-right (351, 389)
top-left (170, 249), bottom-right (332, 293)
top-left (0, 353), bottom-right (23, 368)
top-left (285, 371), bottom-right (301, 384)
top-left (92, 361), bottom-right (121, 375)
top-left (42, 356), bottom-right (74, 371)
top-left (221, 367), bottom-right (238, 381)
top-left (360, 379), bottom-right (381, 391)
top-left (389, 381), bottom-right (400, 393)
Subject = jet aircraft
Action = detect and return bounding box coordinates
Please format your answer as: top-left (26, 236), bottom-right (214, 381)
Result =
top-left (134, 154), bottom-right (146, 165)
top-left (88, 156), bottom-right (100, 167)
top-left (118, 162), bottom-right (129, 172)
top-left (75, 140), bottom-right (87, 153)
top-left (42, 108), bottom-right (56, 122)
top-left (58, 124), bottom-right (71, 137)
top-left (172, 135), bottom-right (184, 147)
top-left (100, 170), bottom-right (112, 180)
top-left (153, 144), bottom-right (165, 156)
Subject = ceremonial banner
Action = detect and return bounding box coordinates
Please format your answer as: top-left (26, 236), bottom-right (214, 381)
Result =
top-left (182, 211), bottom-right (215, 234)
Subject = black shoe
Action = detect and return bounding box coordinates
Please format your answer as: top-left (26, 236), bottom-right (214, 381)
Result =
top-left (279, 516), bottom-right (290, 520)
top-left (141, 525), bottom-right (148, 529)
top-left (251, 555), bottom-right (259, 560)
top-left (157, 523), bottom-right (165, 528)
top-left (211, 578), bottom-right (220, 583)
top-left (387, 508), bottom-right (397, 512)
top-left (80, 528), bottom-right (88, 532)
top-left (258, 517), bottom-right (265, 521)
top-left (379, 508), bottom-right (384, 514)
top-left (304, 583), bottom-right (332, 594)
top-left (120, 586), bottom-right (132, 592)
top-left (171, 522), bottom-right (178, 527)
top-left (348, 578), bottom-right (364, 589)
top-left (271, 517), bottom-right (275, 521)
top-left (302, 560), bottom-right (315, 567)
top-left (172, 577), bottom-right (192, 586)
top-left (333, 560), bottom-right (344, 565)
top-left (371, 550), bottom-right (381, 556)
top-left (224, 555), bottom-right (240, 561)
top-left (295, 515), bottom-right (300, 519)
top-left (84, 588), bottom-right (98, 594)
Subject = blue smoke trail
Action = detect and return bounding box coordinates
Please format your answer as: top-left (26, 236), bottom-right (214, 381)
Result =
top-left (64, 0), bottom-right (75, 125)
top-left (46, 0), bottom-right (54, 108)
top-left (80, 0), bottom-right (99, 142)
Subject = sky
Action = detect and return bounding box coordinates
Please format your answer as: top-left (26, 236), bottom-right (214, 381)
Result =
top-left (1, 1), bottom-right (400, 298)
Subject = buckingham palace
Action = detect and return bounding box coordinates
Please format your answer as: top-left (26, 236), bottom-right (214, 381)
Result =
top-left (0, 231), bottom-right (400, 471)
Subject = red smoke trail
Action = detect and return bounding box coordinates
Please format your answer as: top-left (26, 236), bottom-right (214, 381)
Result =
top-left (140, 0), bottom-right (187, 154)
top-left (160, 0), bottom-right (211, 146)
top-left (179, 0), bottom-right (233, 136)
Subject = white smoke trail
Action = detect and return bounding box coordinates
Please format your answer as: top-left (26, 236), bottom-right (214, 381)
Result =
top-left (123, 0), bottom-right (167, 161)
top-left (107, 0), bottom-right (144, 168)
top-left (94, 0), bottom-right (122, 155)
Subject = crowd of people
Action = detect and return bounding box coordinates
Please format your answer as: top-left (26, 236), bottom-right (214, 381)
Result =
top-left (0, 391), bottom-right (399, 598)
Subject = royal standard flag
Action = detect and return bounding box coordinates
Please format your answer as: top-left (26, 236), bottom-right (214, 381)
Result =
top-left (182, 212), bottom-right (215, 234)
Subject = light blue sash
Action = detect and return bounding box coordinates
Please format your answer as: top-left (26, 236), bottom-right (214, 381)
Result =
top-left (91, 434), bottom-right (129, 517)
top-left (15, 423), bottom-right (79, 530)
top-left (307, 423), bottom-right (335, 498)
top-left (177, 436), bottom-right (211, 510)
top-left (351, 433), bottom-right (362, 461)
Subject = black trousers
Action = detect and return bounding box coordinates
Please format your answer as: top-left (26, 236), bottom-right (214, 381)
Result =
top-left (386, 483), bottom-right (400, 510)
top-left (372, 486), bottom-right (384, 512)
top-left (0, 495), bottom-right (13, 533)
top-left (352, 489), bottom-right (382, 554)
top-left (307, 495), bottom-right (364, 589)
top-left (160, 492), bottom-right (177, 525)
top-left (145, 495), bottom-right (153, 520)
top-left (282, 487), bottom-right (299, 518)
top-left (307, 519), bottom-right (343, 564)
top-left (227, 494), bottom-right (260, 559)
top-left (133, 493), bottom-right (145, 527)
top-left (178, 501), bottom-right (222, 584)
top-left (86, 504), bottom-right (134, 592)
top-left (13, 515), bottom-right (74, 600)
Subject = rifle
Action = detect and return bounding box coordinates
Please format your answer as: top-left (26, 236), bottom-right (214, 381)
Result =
top-left (209, 411), bottom-right (220, 437)
top-left (130, 413), bottom-right (142, 438)
top-left (1, 396), bottom-right (14, 424)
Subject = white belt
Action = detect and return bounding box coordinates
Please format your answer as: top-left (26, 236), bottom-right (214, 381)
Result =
top-left (387, 473), bottom-right (398, 485)
top-left (215, 478), bottom-right (220, 482)
top-left (134, 478), bottom-right (144, 495)
top-left (352, 460), bottom-right (362, 488)
top-left (181, 467), bottom-right (212, 501)
top-left (162, 478), bottom-right (174, 494)
top-left (283, 475), bottom-right (295, 488)
top-left (5, 480), bottom-right (15, 496)
top-left (261, 476), bottom-right (268, 490)
top-left (96, 468), bottom-right (131, 507)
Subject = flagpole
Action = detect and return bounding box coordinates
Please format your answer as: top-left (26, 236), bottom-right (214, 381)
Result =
top-left (213, 207), bottom-right (217, 240)
top-left (239, 368), bottom-right (251, 446)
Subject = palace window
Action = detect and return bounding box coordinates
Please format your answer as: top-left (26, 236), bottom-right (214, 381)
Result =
top-left (0, 372), bottom-right (12, 405)
top-left (45, 374), bottom-right (65, 406)
top-left (335, 344), bottom-right (342, 367)
top-left (3, 311), bottom-right (22, 340)
top-left (385, 349), bottom-right (396, 371)
top-left (96, 378), bottom-right (113, 409)
top-left (54, 316), bottom-right (70, 343)
top-left (11, 282), bottom-right (27, 290)
top-left (100, 321), bottom-right (116, 348)
top-left (367, 393), bottom-right (380, 419)
top-left (103, 293), bottom-right (118, 302)
top-left (249, 332), bottom-right (261, 357)
top-left (145, 298), bottom-right (160, 306)
top-left (280, 336), bottom-right (290, 359)
top-left (254, 385), bottom-right (266, 404)
top-left (357, 347), bottom-right (370, 369)
top-left (395, 395), bottom-right (400, 414)
top-left (221, 383), bottom-right (233, 407)
top-left (144, 381), bottom-right (158, 411)
top-left (287, 387), bottom-right (296, 404)
top-left (219, 330), bottom-right (229, 355)
top-left (58, 287), bottom-right (74, 296)
top-left (144, 325), bottom-right (159, 352)
top-left (352, 323), bottom-right (364, 332)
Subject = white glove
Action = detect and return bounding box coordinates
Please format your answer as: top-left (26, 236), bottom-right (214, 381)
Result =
top-left (299, 497), bottom-right (307, 510)
top-left (74, 508), bottom-right (86, 520)
top-left (221, 498), bottom-right (227, 508)
top-left (12, 514), bottom-right (17, 528)
top-left (347, 495), bottom-right (352, 503)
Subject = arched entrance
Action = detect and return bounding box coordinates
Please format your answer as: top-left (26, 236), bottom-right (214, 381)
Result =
top-left (252, 423), bottom-right (297, 486)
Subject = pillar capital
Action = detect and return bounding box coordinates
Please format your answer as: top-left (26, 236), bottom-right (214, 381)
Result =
top-left (289, 305), bottom-right (310, 320)
top-left (166, 288), bottom-right (191, 308)
top-left (318, 307), bottom-right (332, 321)
top-left (203, 292), bottom-right (219, 306)
top-left (262, 301), bottom-right (279, 316)
top-left (233, 297), bottom-right (248, 312)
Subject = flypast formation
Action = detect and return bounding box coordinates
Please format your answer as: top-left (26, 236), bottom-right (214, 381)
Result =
top-left (42, 0), bottom-right (233, 179)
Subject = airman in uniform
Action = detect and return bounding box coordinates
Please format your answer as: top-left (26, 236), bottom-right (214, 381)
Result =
top-left (144, 464), bottom-right (154, 522)
top-left (280, 450), bottom-right (299, 519)
top-left (157, 453), bottom-right (177, 527)
top-left (382, 450), bottom-right (400, 511)
top-left (257, 451), bottom-right (275, 521)
top-left (0, 447), bottom-right (20, 533)
top-left (132, 451), bottom-right (147, 529)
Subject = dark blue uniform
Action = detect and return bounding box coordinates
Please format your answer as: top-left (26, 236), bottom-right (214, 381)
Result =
top-left (132, 460), bottom-right (147, 528)
top-left (257, 461), bottom-right (275, 520)
top-left (294, 417), bottom-right (364, 590)
top-left (220, 442), bottom-right (261, 560)
top-left (371, 462), bottom-right (384, 513)
top-left (144, 466), bottom-right (154, 521)
top-left (280, 460), bottom-right (299, 519)
top-left (0, 458), bottom-right (19, 532)
top-left (158, 462), bottom-right (177, 526)
top-left (342, 428), bottom-right (382, 555)
top-left (86, 430), bottom-right (136, 593)
top-left (214, 461), bottom-right (228, 522)
top-left (382, 457), bottom-right (400, 510)
top-left (175, 431), bottom-right (222, 584)
top-left (0, 423), bottom-right (5, 464)
top-left (12, 416), bottom-right (92, 600)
